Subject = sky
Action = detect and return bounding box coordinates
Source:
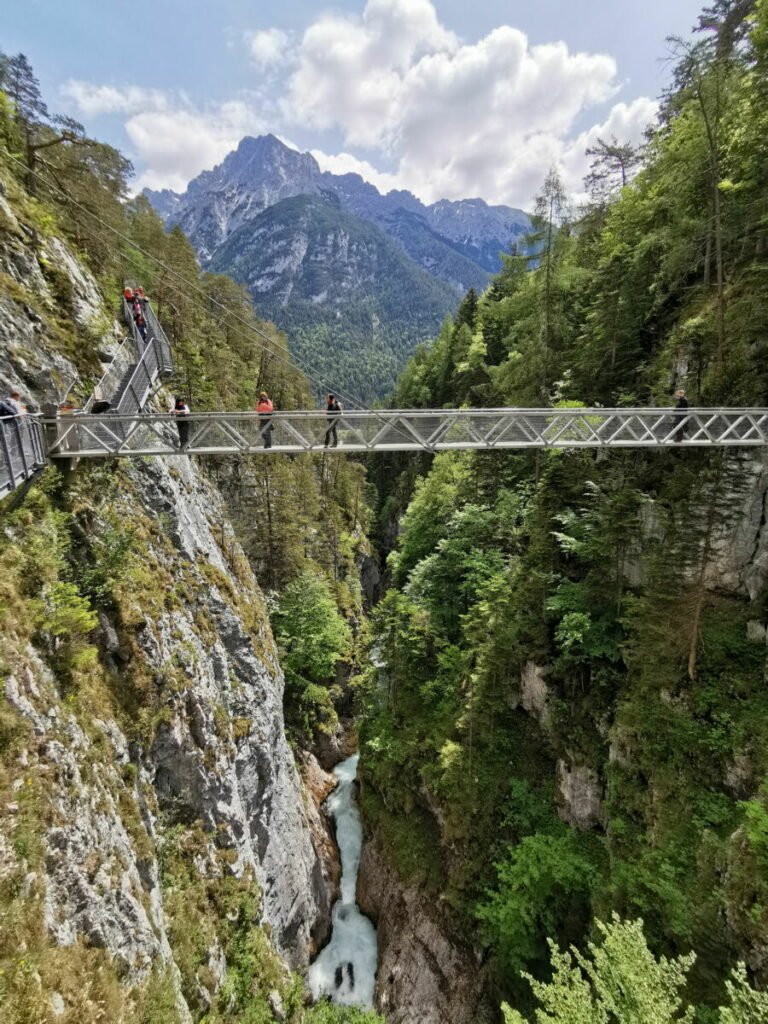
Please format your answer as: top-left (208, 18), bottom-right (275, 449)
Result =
top-left (4, 0), bottom-right (706, 209)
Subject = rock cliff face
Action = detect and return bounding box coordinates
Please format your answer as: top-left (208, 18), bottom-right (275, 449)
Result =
top-left (357, 830), bottom-right (492, 1024)
top-left (127, 455), bottom-right (334, 964)
top-left (3, 452), bottom-right (337, 1012)
top-left (0, 191), bottom-right (337, 1017)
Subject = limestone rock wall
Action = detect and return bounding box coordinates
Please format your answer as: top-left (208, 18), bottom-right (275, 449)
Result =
top-left (357, 830), bottom-right (492, 1024)
top-left (0, 195), bottom-right (335, 1015)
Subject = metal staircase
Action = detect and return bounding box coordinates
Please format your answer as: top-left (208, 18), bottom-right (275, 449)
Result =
top-left (1, 296), bottom-right (174, 497)
top-left (58, 296), bottom-right (175, 451)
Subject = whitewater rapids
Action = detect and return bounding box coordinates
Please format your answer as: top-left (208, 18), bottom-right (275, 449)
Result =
top-left (308, 753), bottom-right (378, 1008)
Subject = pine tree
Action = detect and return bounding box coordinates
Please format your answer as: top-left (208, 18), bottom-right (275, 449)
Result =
top-left (585, 137), bottom-right (643, 203)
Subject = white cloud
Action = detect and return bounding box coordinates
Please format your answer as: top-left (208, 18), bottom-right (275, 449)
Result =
top-left (278, 0), bottom-right (653, 206)
top-left (60, 80), bottom-right (169, 116)
top-left (62, 79), bottom-right (268, 193)
top-left (311, 149), bottom-right (403, 194)
top-left (63, 1), bottom-right (660, 207)
top-left (245, 28), bottom-right (290, 68)
top-left (127, 101), bottom-right (267, 192)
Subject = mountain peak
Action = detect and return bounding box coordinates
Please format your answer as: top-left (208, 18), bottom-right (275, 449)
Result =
top-left (182, 134), bottom-right (321, 199)
top-left (235, 134), bottom-right (294, 157)
top-left (145, 134), bottom-right (530, 277)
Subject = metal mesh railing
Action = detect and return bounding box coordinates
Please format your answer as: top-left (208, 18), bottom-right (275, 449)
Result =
top-left (83, 335), bottom-right (135, 412)
top-left (116, 336), bottom-right (165, 416)
top-left (75, 298), bottom-right (175, 448)
top-left (0, 416), bottom-right (48, 497)
top-left (142, 302), bottom-right (174, 373)
top-left (44, 406), bottom-right (768, 458)
top-left (1, 296), bottom-right (175, 496)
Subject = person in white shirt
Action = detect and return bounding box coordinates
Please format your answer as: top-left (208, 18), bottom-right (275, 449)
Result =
top-left (171, 397), bottom-right (191, 449)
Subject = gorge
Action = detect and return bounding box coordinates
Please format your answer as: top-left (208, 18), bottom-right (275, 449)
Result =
top-left (6, 1), bottom-right (768, 1021)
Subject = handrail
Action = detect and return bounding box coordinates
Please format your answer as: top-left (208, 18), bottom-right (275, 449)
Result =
top-left (82, 334), bottom-right (135, 412)
top-left (41, 405), bottom-right (768, 422)
top-left (115, 335), bottom-right (166, 415)
top-left (0, 415), bottom-right (47, 497)
top-left (2, 296), bottom-right (176, 497)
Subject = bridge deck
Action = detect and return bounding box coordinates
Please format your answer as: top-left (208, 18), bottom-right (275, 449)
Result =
top-left (44, 407), bottom-right (768, 457)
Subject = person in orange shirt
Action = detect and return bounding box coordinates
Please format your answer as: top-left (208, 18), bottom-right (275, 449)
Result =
top-left (257, 391), bottom-right (274, 448)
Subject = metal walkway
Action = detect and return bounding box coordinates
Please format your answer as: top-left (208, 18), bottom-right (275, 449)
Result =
top-left (44, 407), bottom-right (768, 458)
top-left (1, 297), bottom-right (174, 498)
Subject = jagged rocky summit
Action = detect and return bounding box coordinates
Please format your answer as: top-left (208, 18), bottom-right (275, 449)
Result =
top-left (144, 134), bottom-right (531, 288)
top-left (144, 136), bottom-right (531, 401)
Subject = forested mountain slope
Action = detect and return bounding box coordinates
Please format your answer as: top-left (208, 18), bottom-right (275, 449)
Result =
top-left (358, 1), bottom-right (768, 1019)
top-left (145, 135), bottom-right (530, 402)
top-left (207, 193), bottom-right (460, 403)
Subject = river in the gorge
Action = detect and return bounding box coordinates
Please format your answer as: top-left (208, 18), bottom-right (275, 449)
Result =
top-left (308, 753), bottom-right (378, 1008)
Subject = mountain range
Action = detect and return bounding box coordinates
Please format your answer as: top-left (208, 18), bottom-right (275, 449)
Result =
top-left (145, 135), bottom-right (531, 401)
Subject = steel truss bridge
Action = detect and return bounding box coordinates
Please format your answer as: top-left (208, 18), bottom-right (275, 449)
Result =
top-left (3, 297), bottom-right (768, 497)
top-left (34, 406), bottom-right (768, 459)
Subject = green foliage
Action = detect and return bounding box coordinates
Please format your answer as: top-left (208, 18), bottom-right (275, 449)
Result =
top-left (476, 831), bottom-right (602, 976)
top-left (273, 571), bottom-right (353, 739)
top-left (38, 580), bottom-right (98, 670)
top-left (304, 1006), bottom-right (384, 1024)
top-left (718, 963), bottom-right (768, 1024)
top-left (404, 503), bottom-right (507, 638)
top-left (504, 916), bottom-right (768, 1024)
top-left (503, 916), bottom-right (695, 1024)
top-left (71, 518), bottom-right (136, 605)
top-left (362, 3), bottom-right (768, 1014)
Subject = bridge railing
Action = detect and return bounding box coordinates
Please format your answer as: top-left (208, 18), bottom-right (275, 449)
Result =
top-left (0, 415), bottom-right (48, 496)
top-left (142, 302), bottom-right (174, 374)
top-left (82, 335), bottom-right (135, 412)
top-left (43, 406), bottom-right (768, 458)
top-left (116, 334), bottom-right (169, 416)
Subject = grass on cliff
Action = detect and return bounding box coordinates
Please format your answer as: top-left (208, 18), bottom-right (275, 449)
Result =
top-left (0, 461), bottom-right (383, 1024)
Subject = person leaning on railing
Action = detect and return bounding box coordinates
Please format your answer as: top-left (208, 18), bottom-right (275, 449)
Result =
top-left (171, 397), bottom-right (191, 450)
top-left (0, 389), bottom-right (25, 419)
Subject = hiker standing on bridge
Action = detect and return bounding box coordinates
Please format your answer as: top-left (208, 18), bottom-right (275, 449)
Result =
top-left (672, 389), bottom-right (689, 443)
top-left (171, 397), bottom-right (190, 449)
top-left (257, 391), bottom-right (274, 448)
top-left (324, 394), bottom-right (343, 448)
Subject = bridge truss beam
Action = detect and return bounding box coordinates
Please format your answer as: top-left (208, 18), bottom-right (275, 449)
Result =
top-left (44, 407), bottom-right (768, 458)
